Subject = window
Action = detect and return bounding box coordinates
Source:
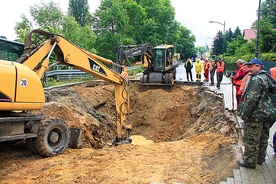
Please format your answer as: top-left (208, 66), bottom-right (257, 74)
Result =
top-left (0, 38), bottom-right (24, 62)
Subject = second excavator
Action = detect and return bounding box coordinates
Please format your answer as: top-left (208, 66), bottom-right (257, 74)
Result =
top-left (117, 43), bottom-right (180, 86)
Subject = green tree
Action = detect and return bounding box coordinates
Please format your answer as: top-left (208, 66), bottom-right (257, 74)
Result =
top-left (260, 0), bottom-right (276, 28)
top-left (14, 15), bottom-right (33, 42)
top-left (259, 20), bottom-right (276, 53)
top-left (174, 24), bottom-right (196, 60)
top-left (121, 0), bottom-right (147, 44)
top-left (92, 0), bottom-right (134, 61)
top-left (92, 0), bottom-right (195, 62)
top-left (211, 31), bottom-right (224, 56)
top-left (233, 27), bottom-right (242, 39)
top-left (225, 28), bottom-right (233, 43)
top-left (235, 41), bottom-right (255, 56)
top-left (14, 1), bottom-right (96, 54)
top-left (62, 16), bottom-right (97, 53)
top-left (14, 1), bottom-right (64, 42)
top-left (29, 1), bottom-right (64, 32)
top-left (68, 0), bottom-right (91, 27)
top-left (137, 0), bottom-right (175, 45)
top-left (226, 35), bottom-right (247, 56)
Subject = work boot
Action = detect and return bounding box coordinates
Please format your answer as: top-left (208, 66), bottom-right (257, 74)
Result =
top-left (257, 158), bottom-right (265, 165)
top-left (257, 161), bottom-right (263, 165)
top-left (237, 160), bottom-right (256, 169)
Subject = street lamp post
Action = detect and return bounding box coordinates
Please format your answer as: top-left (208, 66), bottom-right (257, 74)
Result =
top-left (255, 0), bottom-right (261, 58)
top-left (209, 20), bottom-right (225, 60)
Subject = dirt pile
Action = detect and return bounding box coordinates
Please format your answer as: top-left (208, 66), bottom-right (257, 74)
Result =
top-left (0, 81), bottom-right (239, 183)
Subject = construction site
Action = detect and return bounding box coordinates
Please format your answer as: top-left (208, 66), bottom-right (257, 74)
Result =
top-left (0, 30), bottom-right (248, 184)
top-left (0, 78), bottom-right (241, 184)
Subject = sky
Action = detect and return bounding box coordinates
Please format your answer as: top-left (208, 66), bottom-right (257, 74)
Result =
top-left (0, 0), bottom-right (260, 47)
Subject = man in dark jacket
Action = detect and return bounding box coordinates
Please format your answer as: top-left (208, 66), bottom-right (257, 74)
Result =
top-left (184, 58), bottom-right (193, 81)
top-left (237, 58), bottom-right (272, 169)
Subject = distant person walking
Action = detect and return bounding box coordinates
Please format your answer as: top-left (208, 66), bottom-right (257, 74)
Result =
top-left (216, 58), bottom-right (225, 89)
top-left (209, 58), bottom-right (216, 86)
top-left (232, 59), bottom-right (249, 106)
top-left (184, 58), bottom-right (193, 81)
top-left (237, 58), bottom-right (273, 169)
top-left (195, 59), bottom-right (203, 82)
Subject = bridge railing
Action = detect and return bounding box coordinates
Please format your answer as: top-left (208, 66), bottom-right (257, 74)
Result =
top-left (46, 65), bottom-right (141, 80)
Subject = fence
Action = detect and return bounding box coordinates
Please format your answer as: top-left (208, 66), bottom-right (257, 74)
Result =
top-left (46, 65), bottom-right (140, 80)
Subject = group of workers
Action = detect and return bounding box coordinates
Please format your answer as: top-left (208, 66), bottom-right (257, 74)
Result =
top-left (184, 57), bottom-right (225, 89)
top-left (184, 57), bottom-right (276, 170)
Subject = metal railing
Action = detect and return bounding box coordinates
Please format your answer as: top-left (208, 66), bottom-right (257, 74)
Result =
top-left (46, 65), bottom-right (141, 80)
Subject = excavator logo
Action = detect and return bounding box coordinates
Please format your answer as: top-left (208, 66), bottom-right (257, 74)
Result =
top-left (92, 64), bottom-right (101, 72)
top-left (88, 58), bottom-right (107, 76)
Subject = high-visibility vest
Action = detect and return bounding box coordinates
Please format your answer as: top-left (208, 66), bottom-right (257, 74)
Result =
top-left (237, 72), bottom-right (251, 96)
top-left (216, 61), bottom-right (225, 73)
top-left (233, 65), bottom-right (249, 86)
top-left (204, 62), bottom-right (209, 70)
top-left (270, 67), bottom-right (276, 80)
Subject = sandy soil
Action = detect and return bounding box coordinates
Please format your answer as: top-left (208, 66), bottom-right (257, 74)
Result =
top-left (0, 81), bottom-right (240, 184)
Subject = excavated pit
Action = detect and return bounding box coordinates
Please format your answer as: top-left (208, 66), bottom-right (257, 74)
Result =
top-left (0, 81), bottom-right (240, 183)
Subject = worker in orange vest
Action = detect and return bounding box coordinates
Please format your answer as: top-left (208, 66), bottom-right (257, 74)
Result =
top-left (216, 58), bottom-right (225, 89)
top-left (232, 59), bottom-right (250, 106)
top-left (203, 58), bottom-right (209, 82)
top-left (237, 71), bottom-right (251, 105)
top-left (270, 67), bottom-right (276, 80)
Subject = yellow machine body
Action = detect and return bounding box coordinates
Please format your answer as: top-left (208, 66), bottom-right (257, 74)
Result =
top-left (0, 60), bottom-right (44, 110)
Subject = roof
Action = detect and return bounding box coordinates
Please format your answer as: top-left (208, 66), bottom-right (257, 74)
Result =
top-left (243, 29), bottom-right (257, 42)
top-left (154, 45), bottom-right (174, 49)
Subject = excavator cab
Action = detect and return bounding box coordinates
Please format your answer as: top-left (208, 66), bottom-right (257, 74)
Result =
top-left (153, 45), bottom-right (178, 71)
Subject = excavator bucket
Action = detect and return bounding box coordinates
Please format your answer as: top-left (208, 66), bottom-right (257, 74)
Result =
top-left (139, 83), bottom-right (173, 91)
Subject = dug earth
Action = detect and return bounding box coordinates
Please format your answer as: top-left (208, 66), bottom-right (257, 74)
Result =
top-left (0, 81), bottom-right (241, 183)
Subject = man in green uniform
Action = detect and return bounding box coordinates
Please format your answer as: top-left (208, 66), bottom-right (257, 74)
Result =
top-left (237, 58), bottom-right (271, 169)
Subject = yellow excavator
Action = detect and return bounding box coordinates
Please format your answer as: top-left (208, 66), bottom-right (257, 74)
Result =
top-left (0, 29), bottom-right (131, 157)
top-left (118, 43), bottom-right (180, 86)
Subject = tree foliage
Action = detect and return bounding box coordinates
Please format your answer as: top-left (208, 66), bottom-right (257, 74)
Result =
top-left (259, 20), bottom-right (276, 53)
top-left (14, 1), bottom-right (96, 53)
top-left (13, 0), bottom-right (196, 63)
top-left (68, 0), bottom-right (91, 27)
top-left (92, 0), bottom-right (195, 61)
top-left (14, 15), bottom-right (33, 42)
top-left (260, 0), bottom-right (276, 28)
top-left (211, 31), bottom-right (224, 56)
top-left (30, 1), bottom-right (64, 31)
